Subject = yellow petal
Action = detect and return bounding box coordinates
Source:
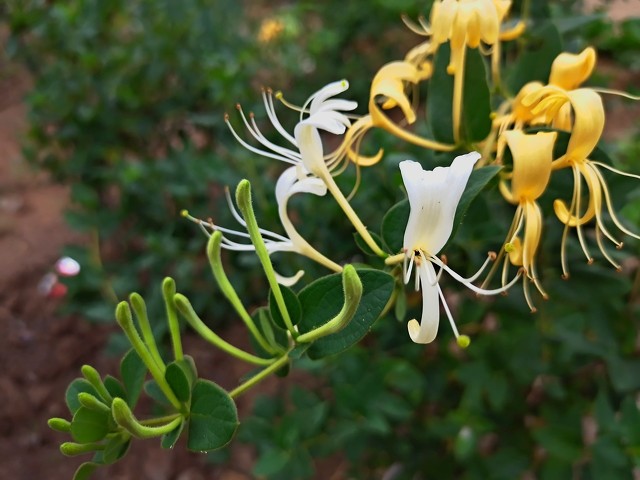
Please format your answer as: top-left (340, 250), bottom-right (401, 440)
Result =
top-left (549, 47), bottom-right (597, 90)
top-left (504, 130), bottom-right (557, 201)
top-left (564, 89), bottom-right (604, 163)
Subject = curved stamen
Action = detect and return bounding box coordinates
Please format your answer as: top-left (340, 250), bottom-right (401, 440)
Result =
top-left (263, 90), bottom-right (298, 146)
top-left (438, 283), bottom-right (461, 339)
top-left (592, 163), bottom-right (640, 240)
top-left (225, 116), bottom-right (298, 165)
top-left (430, 254), bottom-right (522, 295)
top-left (246, 113), bottom-right (301, 163)
top-left (596, 225), bottom-right (622, 271)
top-left (573, 165), bottom-right (594, 263)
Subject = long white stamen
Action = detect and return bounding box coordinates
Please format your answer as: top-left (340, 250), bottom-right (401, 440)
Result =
top-left (224, 189), bottom-right (289, 242)
top-left (437, 284), bottom-right (460, 339)
top-left (236, 106), bottom-right (300, 163)
top-left (264, 91), bottom-right (298, 146)
top-left (403, 250), bottom-right (416, 285)
top-left (225, 117), bottom-right (298, 165)
top-left (431, 255), bottom-right (522, 295)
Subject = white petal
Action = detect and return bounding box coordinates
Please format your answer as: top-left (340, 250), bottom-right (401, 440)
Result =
top-left (408, 261), bottom-right (440, 344)
top-left (401, 152), bottom-right (480, 255)
top-left (275, 166), bottom-right (327, 253)
top-left (275, 269), bottom-right (305, 287)
top-left (294, 124), bottom-right (326, 176)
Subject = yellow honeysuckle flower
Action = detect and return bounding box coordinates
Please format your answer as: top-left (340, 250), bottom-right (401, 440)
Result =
top-left (403, 0), bottom-right (524, 142)
top-left (341, 61), bottom-right (456, 168)
top-left (489, 130), bottom-right (557, 311)
top-left (522, 84), bottom-right (640, 277)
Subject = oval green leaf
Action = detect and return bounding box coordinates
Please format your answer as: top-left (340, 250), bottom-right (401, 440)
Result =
top-left (70, 406), bottom-right (110, 443)
top-left (187, 379), bottom-right (239, 452)
top-left (269, 285), bottom-right (302, 330)
top-left (66, 379), bottom-right (100, 415)
top-left (120, 348), bottom-right (146, 408)
top-left (165, 360), bottom-right (194, 402)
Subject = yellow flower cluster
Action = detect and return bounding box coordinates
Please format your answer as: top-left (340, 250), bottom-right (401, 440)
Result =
top-left (336, 1), bottom-right (638, 311)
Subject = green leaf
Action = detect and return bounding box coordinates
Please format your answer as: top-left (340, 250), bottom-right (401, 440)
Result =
top-left (120, 349), bottom-right (146, 408)
top-left (103, 376), bottom-right (126, 403)
top-left (187, 379), bottom-right (239, 451)
top-left (381, 199), bottom-right (409, 254)
top-left (269, 285), bottom-right (302, 330)
top-left (462, 47), bottom-right (491, 142)
top-left (165, 360), bottom-right (195, 402)
top-left (161, 420), bottom-right (185, 449)
top-left (428, 43), bottom-right (455, 143)
top-left (297, 269), bottom-right (394, 359)
top-left (144, 380), bottom-right (171, 407)
top-left (253, 307), bottom-right (287, 353)
top-left (253, 449), bottom-right (291, 477)
top-left (70, 407), bottom-right (110, 443)
top-left (288, 343), bottom-right (311, 359)
top-left (444, 165), bottom-right (502, 249)
top-left (508, 22), bottom-right (562, 92)
top-left (66, 379), bottom-right (100, 415)
top-left (381, 166), bottom-right (501, 253)
top-left (427, 43), bottom-right (491, 143)
top-left (73, 462), bottom-right (100, 480)
top-left (101, 435), bottom-right (131, 464)
top-left (354, 230), bottom-right (386, 256)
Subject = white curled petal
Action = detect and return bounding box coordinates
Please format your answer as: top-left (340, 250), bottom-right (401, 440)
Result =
top-left (303, 111), bottom-right (351, 134)
top-left (314, 99), bottom-right (358, 114)
top-left (309, 80), bottom-right (350, 113)
top-left (275, 269), bottom-right (306, 287)
top-left (408, 261), bottom-right (440, 344)
top-left (275, 166), bottom-right (327, 254)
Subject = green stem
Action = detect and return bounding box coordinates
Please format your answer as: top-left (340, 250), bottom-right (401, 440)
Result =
top-left (319, 170), bottom-right (386, 258)
top-left (229, 354), bottom-right (290, 398)
top-left (140, 413), bottom-right (182, 426)
top-left (235, 180), bottom-right (296, 336)
top-left (174, 293), bottom-right (274, 366)
top-left (112, 398), bottom-right (183, 439)
top-left (207, 231), bottom-right (278, 354)
top-left (296, 265), bottom-right (363, 343)
top-left (162, 277), bottom-right (184, 361)
top-left (115, 302), bottom-right (183, 411)
top-left (80, 365), bottom-right (113, 404)
top-left (129, 292), bottom-right (165, 371)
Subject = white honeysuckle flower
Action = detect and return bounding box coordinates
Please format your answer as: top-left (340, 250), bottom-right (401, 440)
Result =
top-left (226, 80), bottom-right (357, 177)
top-left (400, 153), bottom-right (520, 345)
top-left (184, 166), bottom-right (341, 286)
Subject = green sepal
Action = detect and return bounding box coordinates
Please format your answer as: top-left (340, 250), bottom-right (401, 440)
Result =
top-left (297, 269), bottom-right (394, 359)
top-left (187, 379), bottom-right (239, 452)
top-left (269, 285), bottom-right (302, 330)
top-left (70, 406), bottom-right (110, 443)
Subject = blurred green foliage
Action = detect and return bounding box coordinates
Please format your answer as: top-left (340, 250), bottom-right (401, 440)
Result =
top-left (4, 0), bottom-right (640, 478)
